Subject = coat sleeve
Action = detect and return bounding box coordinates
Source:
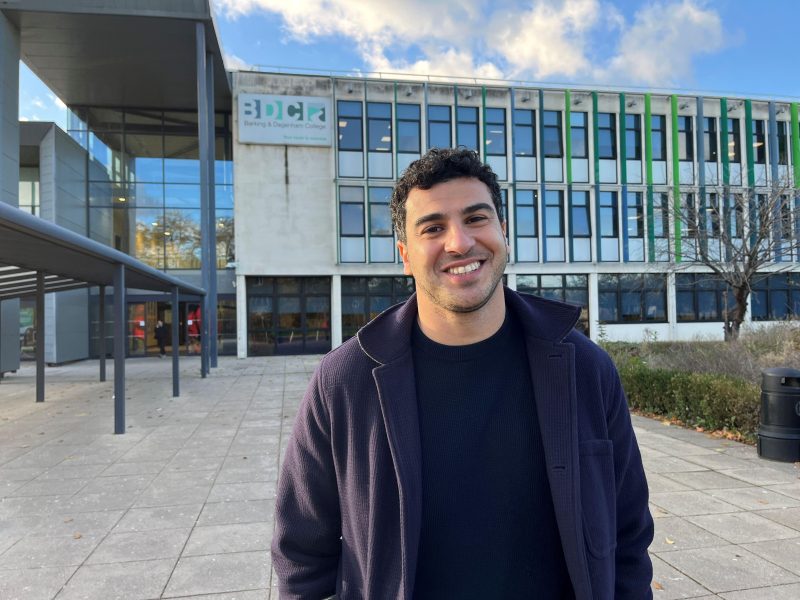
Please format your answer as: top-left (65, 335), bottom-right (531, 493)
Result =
top-left (605, 358), bottom-right (654, 599)
top-left (271, 359), bottom-right (342, 599)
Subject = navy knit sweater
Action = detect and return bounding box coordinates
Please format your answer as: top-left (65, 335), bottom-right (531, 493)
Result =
top-left (411, 313), bottom-right (573, 599)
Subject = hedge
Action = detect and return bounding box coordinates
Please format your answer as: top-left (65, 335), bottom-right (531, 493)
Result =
top-left (618, 359), bottom-right (760, 440)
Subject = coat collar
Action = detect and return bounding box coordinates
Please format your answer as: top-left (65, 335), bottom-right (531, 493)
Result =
top-left (357, 286), bottom-right (581, 364)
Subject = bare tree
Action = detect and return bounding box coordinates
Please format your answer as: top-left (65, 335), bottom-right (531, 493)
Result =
top-left (670, 175), bottom-right (799, 340)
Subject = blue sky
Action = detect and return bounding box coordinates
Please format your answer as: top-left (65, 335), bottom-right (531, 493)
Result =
top-left (19, 0), bottom-right (800, 127)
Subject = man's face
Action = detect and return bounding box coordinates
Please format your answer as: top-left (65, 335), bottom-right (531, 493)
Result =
top-left (397, 177), bottom-right (507, 315)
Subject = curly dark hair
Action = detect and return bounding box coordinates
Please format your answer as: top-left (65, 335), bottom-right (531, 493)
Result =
top-left (390, 148), bottom-right (503, 242)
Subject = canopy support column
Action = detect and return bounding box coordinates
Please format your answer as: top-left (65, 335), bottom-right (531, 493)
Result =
top-left (98, 285), bottom-right (106, 382)
top-left (113, 264), bottom-right (126, 434)
top-left (35, 272), bottom-right (44, 403)
top-left (172, 286), bottom-right (180, 397)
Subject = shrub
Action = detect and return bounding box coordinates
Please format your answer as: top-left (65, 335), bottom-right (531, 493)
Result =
top-left (619, 362), bottom-right (760, 440)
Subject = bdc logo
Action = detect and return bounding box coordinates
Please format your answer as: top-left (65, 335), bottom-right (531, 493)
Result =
top-left (242, 98), bottom-right (326, 123)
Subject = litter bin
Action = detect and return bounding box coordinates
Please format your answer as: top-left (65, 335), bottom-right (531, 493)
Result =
top-left (758, 367), bottom-right (800, 462)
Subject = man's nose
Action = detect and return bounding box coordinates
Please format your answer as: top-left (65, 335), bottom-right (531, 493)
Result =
top-left (444, 223), bottom-right (475, 255)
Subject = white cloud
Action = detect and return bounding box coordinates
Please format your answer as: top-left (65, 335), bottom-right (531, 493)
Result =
top-left (32, 97), bottom-right (45, 109)
top-left (489, 0), bottom-right (603, 79)
top-left (19, 116), bottom-right (29, 122)
top-left (212, 0), bottom-right (727, 86)
top-left (598, 0), bottom-right (726, 86)
top-left (47, 93), bottom-right (66, 110)
top-left (223, 51), bottom-right (253, 71)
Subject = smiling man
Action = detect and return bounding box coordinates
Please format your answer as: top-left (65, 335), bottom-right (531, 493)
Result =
top-left (272, 148), bottom-right (653, 600)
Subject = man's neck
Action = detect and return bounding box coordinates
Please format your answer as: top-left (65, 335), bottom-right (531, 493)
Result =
top-left (416, 286), bottom-right (506, 346)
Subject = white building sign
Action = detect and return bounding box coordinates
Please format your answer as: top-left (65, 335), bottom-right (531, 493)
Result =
top-left (238, 93), bottom-right (332, 146)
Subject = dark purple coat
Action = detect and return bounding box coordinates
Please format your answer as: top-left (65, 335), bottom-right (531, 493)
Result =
top-left (272, 288), bottom-right (653, 599)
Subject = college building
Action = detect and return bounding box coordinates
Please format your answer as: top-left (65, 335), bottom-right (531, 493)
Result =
top-left (2, 0), bottom-right (800, 371)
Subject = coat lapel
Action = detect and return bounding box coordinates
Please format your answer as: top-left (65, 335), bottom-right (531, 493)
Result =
top-left (372, 353), bottom-right (421, 600)
top-left (525, 336), bottom-right (592, 600)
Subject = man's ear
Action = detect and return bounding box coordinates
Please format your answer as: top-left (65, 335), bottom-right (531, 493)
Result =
top-left (397, 240), bottom-right (413, 276)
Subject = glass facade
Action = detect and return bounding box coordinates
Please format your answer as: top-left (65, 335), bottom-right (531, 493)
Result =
top-left (341, 277), bottom-right (415, 341)
top-left (247, 277), bottom-right (331, 356)
top-left (599, 274), bottom-right (667, 323)
top-left (517, 274), bottom-right (590, 334)
top-left (69, 107), bottom-right (233, 270)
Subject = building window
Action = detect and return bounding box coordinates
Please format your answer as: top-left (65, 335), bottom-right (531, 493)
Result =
top-left (598, 274), bottom-right (667, 323)
top-left (367, 102), bottom-right (392, 153)
top-left (683, 192), bottom-right (698, 238)
top-left (571, 190), bottom-right (590, 238)
top-left (397, 104), bottom-right (421, 154)
top-left (337, 101), bottom-right (363, 151)
top-left (515, 189), bottom-right (538, 262)
top-left (570, 190), bottom-right (591, 262)
top-left (625, 114), bottom-right (641, 160)
top-left (706, 193), bottom-right (721, 238)
top-left (751, 274), bottom-right (800, 321)
top-left (485, 108), bottom-right (506, 156)
top-left (678, 116), bottom-right (693, 161)
top-left (369, 187), bottom-right (394, 262)
top-left (597, 113), bottom-right (617, 159)
top-left (753, 119), bottom-right (766, 164)
top-left (599, 191), bottom-right (618, 238)
top-left (759, 274), bottom-right (800, 320)
top-left (571, 112), bottom-right (588, 158)
top-left (778, 121), bottom-right (789, 165)
top-left (75, 107), bottom-right (234, 271)
top-left (727, 118), bottom-right (741, 162)
top-left (339, 185), bottom-right (365, 262)
top-left (676, 273), bottom-right (735, 322)
top-left (545, 190), bottom-right (563, 237)
top-left (457, 106), bottom-right (479, 151)
top-left (654, 192), bottom-right (669, 239)
top-left (428, 105), bottom-right (451, 149)
top-left (651, 115), bottom-right (667, 161)
top-left (780, 194), bottom-right (793, 240)
top-left (516, 274), bottom-right (590, 334)
top-left (703, 117), bottom-right (718, 162)
top-left (543, 110), bottom-right (563, 157)
top-left (341, 276), bottom-right (415, 341)
top-left (627, 191), bottom-right (644, 238)
top-left (246, 277), bottom-right (331, 356)
top-left (513, 109), bottom-right (536, 158)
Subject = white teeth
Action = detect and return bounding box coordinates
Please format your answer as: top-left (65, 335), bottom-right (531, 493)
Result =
top-left (448, 261), bottom-right (480, 274)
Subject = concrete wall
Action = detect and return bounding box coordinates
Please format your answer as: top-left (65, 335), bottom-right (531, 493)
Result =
top-left (38, 124), bottom-right (90, 363)
top-left (233, 72), bottom-right (336, 276)
top-left (0, 12), bottom-right (20, 374)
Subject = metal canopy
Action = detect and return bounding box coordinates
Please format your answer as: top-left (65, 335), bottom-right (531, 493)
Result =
top-left (0, 201), bottom-right (205, 433)
top-left (1, 0), bottom-right (231, 111)
top-left (0, 201), bottom-right (205, 298)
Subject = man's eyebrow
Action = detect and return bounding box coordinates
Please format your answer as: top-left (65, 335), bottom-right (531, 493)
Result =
top-left (413, 203), bottom-right (495, 229)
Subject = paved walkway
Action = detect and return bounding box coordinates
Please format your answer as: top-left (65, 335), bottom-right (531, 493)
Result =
top-left (0, 356), bottom-right (799, 599)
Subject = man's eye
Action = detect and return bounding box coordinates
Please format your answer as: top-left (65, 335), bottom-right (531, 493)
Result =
top-left (422, 225), bottom-right (443, 234)
top-left (466, 215), bottom-right (488, 224)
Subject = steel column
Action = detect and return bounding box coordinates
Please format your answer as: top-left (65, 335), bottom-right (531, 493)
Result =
top-left (35, 272), bottom-right (44, 402)
top-left (206, 50), bottom-right (218, 368)
top-left (172, 285), bottom-right (180, 397)
top-left (196, 22), bottom-right (210, 378)
top-left (113, 264), bottom-right (126, 434)
top-left (98, 285), bottom-right (106, 382)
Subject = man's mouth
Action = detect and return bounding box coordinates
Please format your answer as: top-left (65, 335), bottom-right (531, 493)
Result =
top-left (446, 261), bottom-right (481, 275)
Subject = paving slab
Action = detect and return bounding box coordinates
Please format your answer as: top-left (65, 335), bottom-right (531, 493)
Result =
top-left (2, 355), bottom-right (800, 599)
top-left (686, 511), bottom-right (799, 544)
top-left (55, 558), bottom-right (176, 600)
top-left (657, 545), bottom-right (800, 593)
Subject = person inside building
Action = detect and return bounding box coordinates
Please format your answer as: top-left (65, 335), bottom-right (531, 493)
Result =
top-left (271, 148), bottom-right (653, 599)
top-left (154, 319), bottom-right (168, 358)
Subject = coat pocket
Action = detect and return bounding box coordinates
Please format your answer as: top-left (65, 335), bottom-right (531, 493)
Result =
top-left (579, 439), bottom-right (616, 558)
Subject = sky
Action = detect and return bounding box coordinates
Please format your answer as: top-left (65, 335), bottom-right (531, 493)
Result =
top-left (18, 0), bottom-right (800, 128)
